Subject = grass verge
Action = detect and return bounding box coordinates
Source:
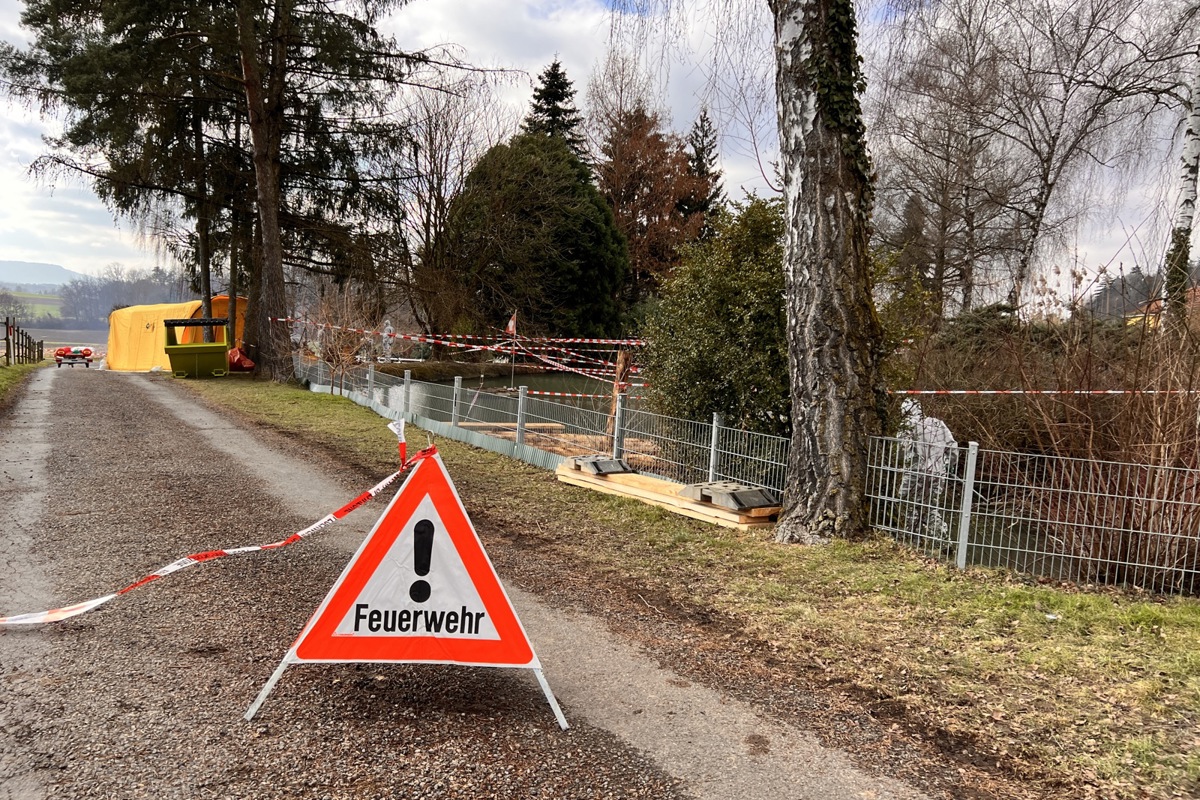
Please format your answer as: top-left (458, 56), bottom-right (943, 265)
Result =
top-left (0, 362), bottom-right (45, 410)
top-left (182, 377), bottom-right (1200, 799)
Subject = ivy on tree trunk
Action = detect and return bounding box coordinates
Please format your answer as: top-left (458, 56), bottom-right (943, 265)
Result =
top-left (771, 0), bottom-right (885, 544)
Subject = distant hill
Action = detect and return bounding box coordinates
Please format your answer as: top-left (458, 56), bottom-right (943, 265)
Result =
top-left (0, 261), bottom-right (87, 288)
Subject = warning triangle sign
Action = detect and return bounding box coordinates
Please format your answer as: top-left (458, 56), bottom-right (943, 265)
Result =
top-left (287, 453), bottom-right (537, 668)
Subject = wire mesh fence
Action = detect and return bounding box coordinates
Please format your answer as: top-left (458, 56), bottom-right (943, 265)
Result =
top-left (867, 436), bottom-right (970, 560)
top-left (295, 356), bottom-right (1200, 595)
top-left (620, 407), bottom-right (714, 483)
top-left (867, 437), bottom-right (1200, 595)
top-left (967, 448), bottom-right (1200, 594)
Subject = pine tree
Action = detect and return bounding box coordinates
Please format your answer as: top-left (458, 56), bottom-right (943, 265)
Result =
top-left (3, 0), bottom-right (430, 378)
top-left (522, 59), bottom-right (588, 160)
top-left (686, 109), bottom-right (720, 215)
top-left (442, 133), bottom-right (627, 337)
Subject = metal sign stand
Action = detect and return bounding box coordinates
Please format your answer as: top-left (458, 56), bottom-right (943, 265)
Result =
top-left (245, 659), bottom-right (568, 730)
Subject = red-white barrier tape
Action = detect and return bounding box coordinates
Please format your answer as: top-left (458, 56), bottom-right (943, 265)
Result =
top-left (276, 318), bottom-right (643, 388)
top-left (385, 331), bottom-right (646, 346)
top-left (273, 318), bottom-right (645, 352)
top-left (891, 390), bottom-right (1200, 395)
top-left (526, 391), bottom-right (612, 398)
top-left (0, 430), bottom-right (433, 626)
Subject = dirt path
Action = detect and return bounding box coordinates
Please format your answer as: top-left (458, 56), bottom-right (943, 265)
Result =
top-left (0, 369), bottom-right (927, 799)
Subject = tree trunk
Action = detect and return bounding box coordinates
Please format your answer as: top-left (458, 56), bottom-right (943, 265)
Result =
top-left (1007, 179), bottom-right (1052, 308)
top-left (228, 206), bottom-right (242, 350)
top-left (192, 90), bottom-right (214, 343)
top-left (237, 0), bottom-right (291, 380)
top-left (771, 0), bottom-right (885, 544)
top-left (228, 112), bottom-right (244, 350)
top-left (245, 216), bottom-right (265, 366)
top-left (1165, 55), bottom-right (1200, 323)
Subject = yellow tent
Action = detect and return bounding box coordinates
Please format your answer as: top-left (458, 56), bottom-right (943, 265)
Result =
top-left (178, 295), bottom-right (247, 345)
top-left (106, 297), bottom-right (247, 372)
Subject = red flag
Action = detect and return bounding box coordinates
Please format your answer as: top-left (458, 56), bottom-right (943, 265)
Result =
top-left (505, 312), bottom-right (516, 336)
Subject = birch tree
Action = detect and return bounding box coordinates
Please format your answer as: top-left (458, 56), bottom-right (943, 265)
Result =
top-left (1165, 50), bottom-right (1200, 319)
top-left (869, 0), bottom-right (1193, 311)
top-left (617, 0), bottom-right (883, 541)
top-left (990, 0), bottom-right (1185, 305)
top-left (869, 0), bottom-right (1024, 315)
top-left (770, 0), bottom-right (884, 543)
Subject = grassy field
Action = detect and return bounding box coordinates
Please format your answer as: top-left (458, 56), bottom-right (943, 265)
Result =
top-left (9, 291), bottom-right (63, 319)
top-left (99, 377), bottom-right (1200, 798)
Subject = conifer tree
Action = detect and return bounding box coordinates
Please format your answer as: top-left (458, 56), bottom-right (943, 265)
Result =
top-left (522, 59), bottom-right (588, 160)
top-left (442, 133), bottom-right (627, 337)
top-left (597, 104), bottom-right (705, 306)
top-left (2, 0), bottom-right (439, 378)
top-left (681, 108), bottom-right (725, 229)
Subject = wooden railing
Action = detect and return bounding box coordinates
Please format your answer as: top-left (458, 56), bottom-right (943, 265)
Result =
top-left (4, 318), bottom-right (44, 365)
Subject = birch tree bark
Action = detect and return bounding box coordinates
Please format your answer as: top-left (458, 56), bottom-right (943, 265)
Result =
top-left (1165, 53), bottom-right (1200, 321)
top-left (770, 0), bottom-right (885, 543)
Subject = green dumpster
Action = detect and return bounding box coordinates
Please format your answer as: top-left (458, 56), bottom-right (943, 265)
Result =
top-left (163, 318), bottom-right (230, 378)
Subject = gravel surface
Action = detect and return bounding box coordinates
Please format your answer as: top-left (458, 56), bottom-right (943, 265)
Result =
top-left (1, 369), bottom-right (931, 799)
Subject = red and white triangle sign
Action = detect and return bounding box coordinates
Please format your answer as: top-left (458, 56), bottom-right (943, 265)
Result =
top-left (246, 452), bottom-right (567, 729)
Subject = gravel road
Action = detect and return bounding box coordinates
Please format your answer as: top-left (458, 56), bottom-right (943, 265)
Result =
top-left (0, 368), bottom-right (928, 799)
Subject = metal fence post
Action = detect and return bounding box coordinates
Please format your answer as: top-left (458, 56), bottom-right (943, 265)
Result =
top-left (955, 442), bottom-right (979, 570)
top-left (452, 375), bottom-right (463, 426)
top-left (403, 370), bottom-right (412, 415)
top-left (516, 386), bottom-right (528, 445)
top-left (612, 392), bottom-right (627, 460)
top-left (367, 364), bottom-right (375, 399)
top-left (708, 412), bottom-right (723, 481)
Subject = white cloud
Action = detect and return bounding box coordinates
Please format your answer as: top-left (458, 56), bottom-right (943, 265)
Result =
top-left (0, 0), bottom-right (28, 44)
top-left (0, 107), bottom-right (158, 274)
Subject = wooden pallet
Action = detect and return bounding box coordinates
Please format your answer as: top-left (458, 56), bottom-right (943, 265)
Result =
top-left (555, 463), bottom-right (779, 532)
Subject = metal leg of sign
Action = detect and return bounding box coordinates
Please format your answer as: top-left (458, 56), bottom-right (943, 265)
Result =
top-left (533, 668), bottom-right (569, 731)
top-left (244, 660), bottom-right (290, 721)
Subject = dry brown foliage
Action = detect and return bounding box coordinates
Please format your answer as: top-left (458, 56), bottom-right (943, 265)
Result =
top-left (897, 303), bottom-right (1200, 592)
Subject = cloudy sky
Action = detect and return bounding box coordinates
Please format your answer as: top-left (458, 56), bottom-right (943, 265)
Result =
top-left (0, 0), bottom-right (778, 278)
top-left (0, 0), bottom-right (1190, 289)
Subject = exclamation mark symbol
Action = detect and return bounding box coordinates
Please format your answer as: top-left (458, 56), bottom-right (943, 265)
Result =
top-left (409, 519), bottom-right (434, 603)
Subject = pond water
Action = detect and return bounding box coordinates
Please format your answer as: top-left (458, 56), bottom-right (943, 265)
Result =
top-left (463, 370), bottom-right (623, 396)
top-left (353, 366), bottom-right (645, 424)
